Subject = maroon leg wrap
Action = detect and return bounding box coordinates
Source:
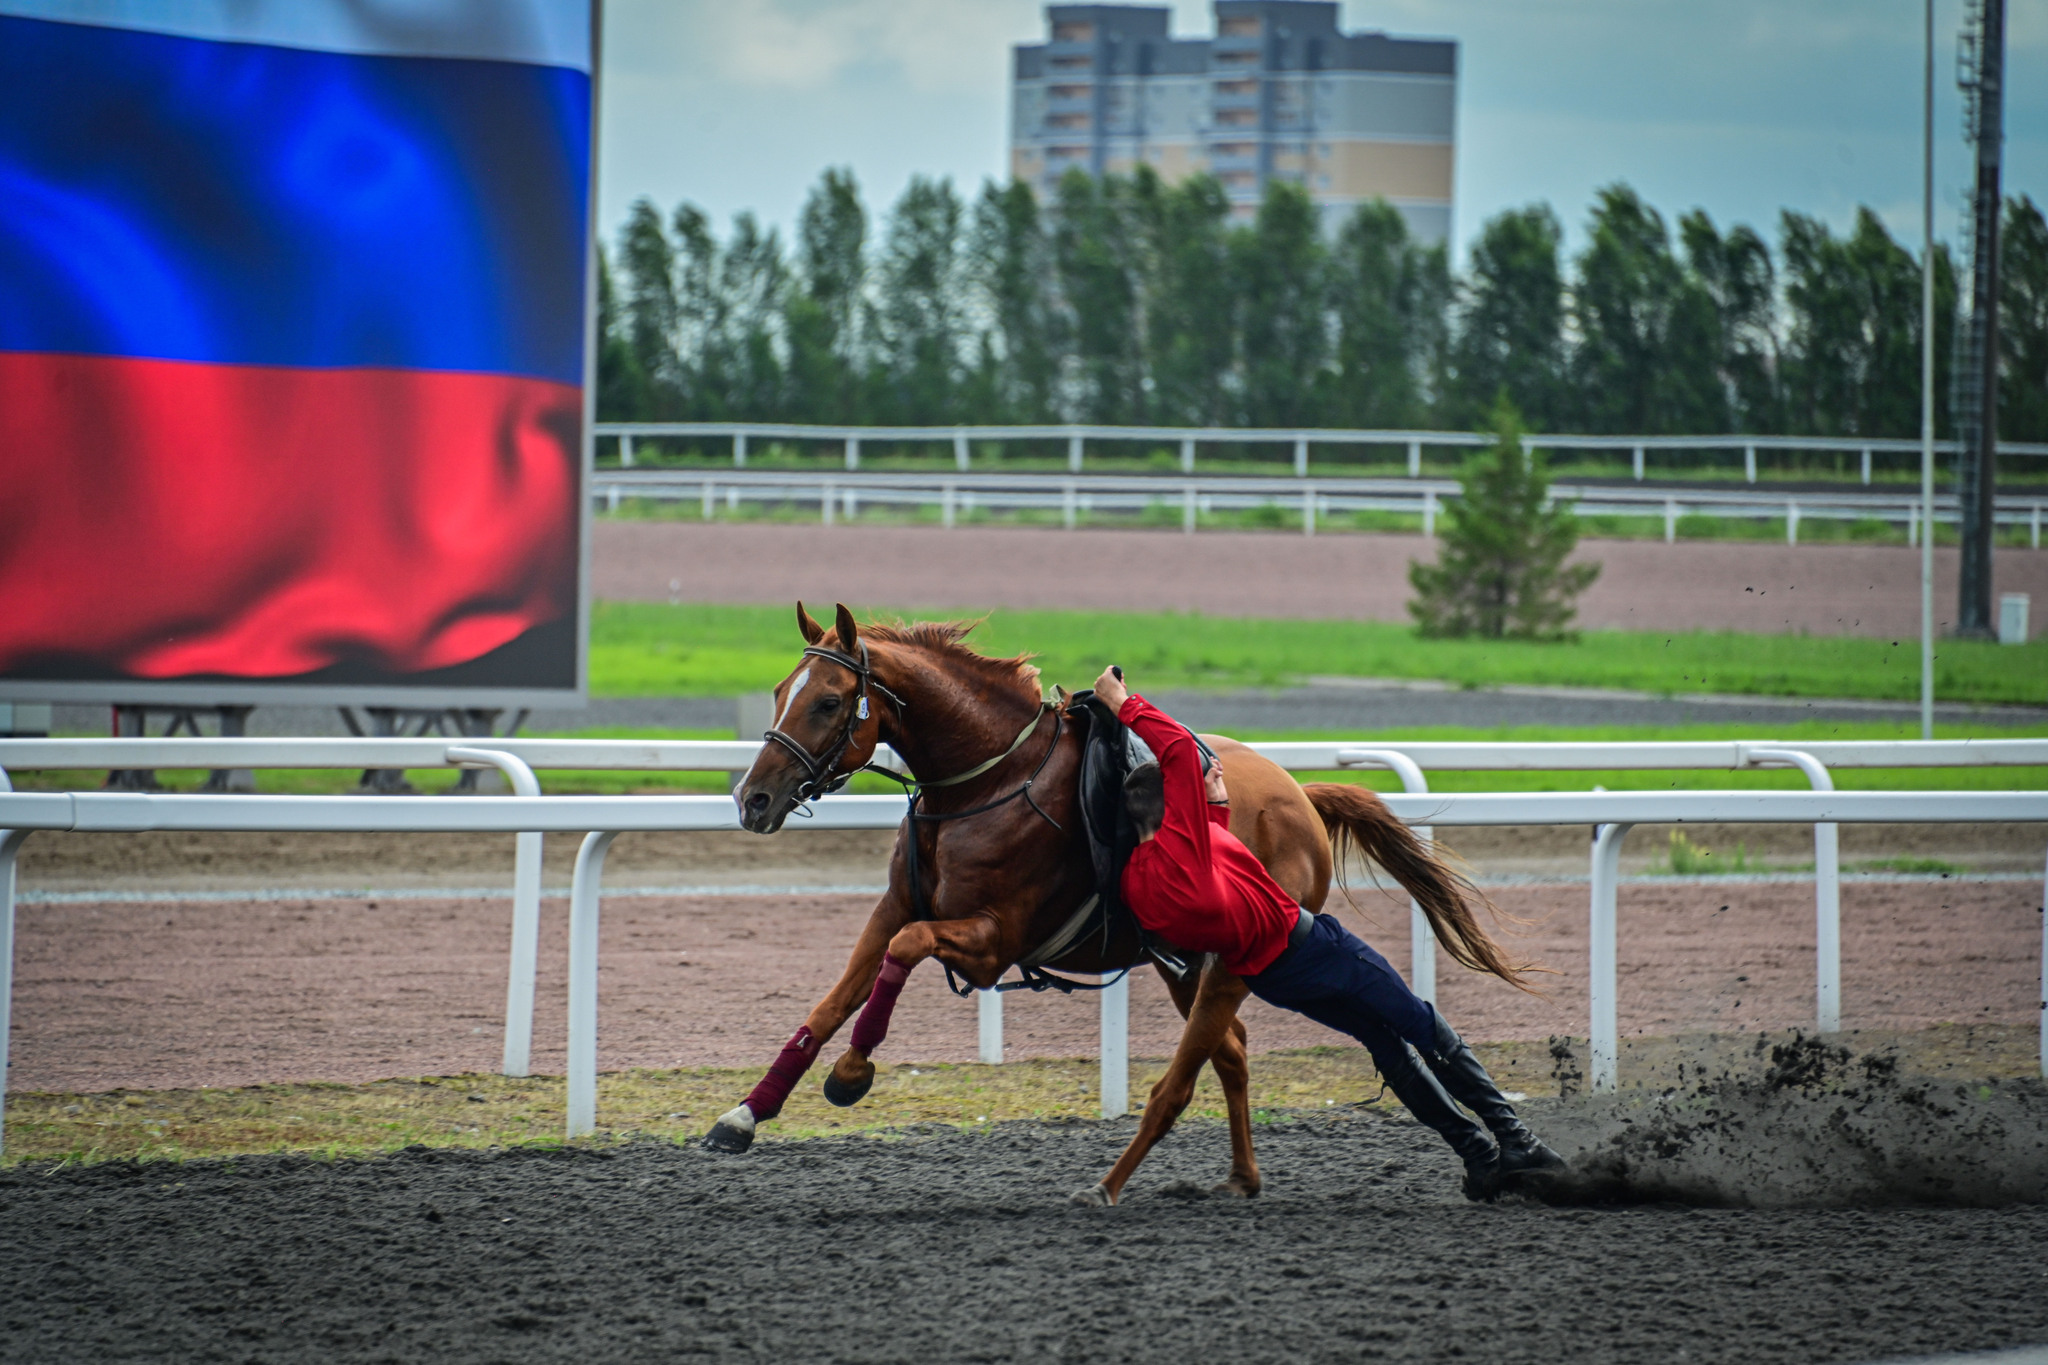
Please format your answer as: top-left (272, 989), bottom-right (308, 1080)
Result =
top-left (849, 953), bottom-right (913, 1056)
top-left (742, 1024), bottom-right (817, 1122)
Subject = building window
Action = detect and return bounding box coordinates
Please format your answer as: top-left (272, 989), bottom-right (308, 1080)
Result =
top-left (1052, 21), bottom-right (1095, 42)
top-left (1215, 78), bottom-right (1257, 95)
top-left (1050, 83), bottom-right (1091, 99)
top-left (1218, 16), bottom-right (1260, 37)
top-left (1215, 108), bottom-right (1257, 126)
top-left (1047, 113), bottom-right (1091, 130)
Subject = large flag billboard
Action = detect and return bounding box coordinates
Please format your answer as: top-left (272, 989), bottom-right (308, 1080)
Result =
top-left (0, 0), bottom-right (594, 704)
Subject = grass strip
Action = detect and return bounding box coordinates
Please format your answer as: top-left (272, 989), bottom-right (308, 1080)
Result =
top-left (7, 1024), bottom-right (2035, 1169)
top-left (589, 602), bottom-right (2048, 705)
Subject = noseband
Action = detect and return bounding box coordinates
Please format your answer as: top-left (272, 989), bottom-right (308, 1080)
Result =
top-left (760, 642), bottom-right (905, 803)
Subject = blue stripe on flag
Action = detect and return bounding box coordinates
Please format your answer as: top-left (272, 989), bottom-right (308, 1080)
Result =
top-left (0, 14), bottom-right (589, 383)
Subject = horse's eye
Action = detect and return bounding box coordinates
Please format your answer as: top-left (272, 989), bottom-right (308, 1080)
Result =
top-left (818, 695), bottom-right (841, 713)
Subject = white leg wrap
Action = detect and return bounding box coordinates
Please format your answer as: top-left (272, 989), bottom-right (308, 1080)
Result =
top-left (717, 1103), bottom-right (757, 1137)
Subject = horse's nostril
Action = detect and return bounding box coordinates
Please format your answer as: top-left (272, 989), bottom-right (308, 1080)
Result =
top-left (744, 790), bottom-right (769, 812)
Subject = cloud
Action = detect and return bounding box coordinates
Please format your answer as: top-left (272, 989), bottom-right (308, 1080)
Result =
top-left (687, 0), bottom-right (1034, 95)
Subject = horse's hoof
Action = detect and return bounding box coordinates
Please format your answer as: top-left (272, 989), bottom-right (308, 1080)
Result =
top-left (1209, 1177), bottom-right (1258, 1199)
top-left (700, 1104), bottom-right (756, 1154)
top-left (822, 1070), bottom-right (872, 1108)
top-left (1069, 1183), bottom-right (1115, 1208)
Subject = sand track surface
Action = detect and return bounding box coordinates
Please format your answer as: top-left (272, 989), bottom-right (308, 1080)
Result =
top-left (595, 520), bottom-right (2048, 639)
top-left (11, 878), bottom-right (2037, 1093)
top-left (3, 1111), bottom-right (2046, 1365)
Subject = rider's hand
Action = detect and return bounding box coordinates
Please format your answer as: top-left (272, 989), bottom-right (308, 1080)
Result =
top-left (1204, 762), bottom-right (1229, 804)
top-left (1093, 665), bottom-right (1128, 712)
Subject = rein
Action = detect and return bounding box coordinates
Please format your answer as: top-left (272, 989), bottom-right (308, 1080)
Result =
top-left (761, 645), bottom-right (1124, 1000)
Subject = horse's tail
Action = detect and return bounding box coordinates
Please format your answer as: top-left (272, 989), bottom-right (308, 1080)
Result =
top-left (1301, 783), bottom-right (1543, 992)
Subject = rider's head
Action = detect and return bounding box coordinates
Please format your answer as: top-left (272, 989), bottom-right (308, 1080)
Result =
top-left (1123, 762), bottom-right (1164, 842)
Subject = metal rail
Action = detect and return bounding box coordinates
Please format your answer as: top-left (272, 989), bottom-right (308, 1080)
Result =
top-left (588, 467), bottom-right (2048, 547)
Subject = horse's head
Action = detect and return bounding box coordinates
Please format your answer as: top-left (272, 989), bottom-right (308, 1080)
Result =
top-left (735, 601), bottom-right (890, 834)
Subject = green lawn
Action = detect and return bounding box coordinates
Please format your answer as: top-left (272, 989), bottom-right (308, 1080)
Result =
top-left (591, 602), bottom-right (2048, 706)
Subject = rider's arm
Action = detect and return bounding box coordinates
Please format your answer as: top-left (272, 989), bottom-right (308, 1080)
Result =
top-left (1118, 694), bottom-right (1211, 864)
top-left (1204, 762), bottom-right (1230, 829)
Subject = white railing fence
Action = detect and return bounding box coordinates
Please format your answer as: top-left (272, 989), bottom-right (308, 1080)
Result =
top-left (594, 421), bottom-right (2048, 485)
top-left (589, 467), bottom-right (2048, 548)
top-left (2, 738), bottom-right (2045, 1158)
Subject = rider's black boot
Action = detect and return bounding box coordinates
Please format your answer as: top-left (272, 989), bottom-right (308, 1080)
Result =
top-left (1372, 1040), bottom-right (1500, 1202)
top-left (1420, 1012), bottom-right (1567, 1192)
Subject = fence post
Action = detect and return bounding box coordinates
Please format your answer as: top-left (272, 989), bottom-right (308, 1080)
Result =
top-left (1589, 822), bottom-right (1633, 1093)
top-left (1062, 480), bottom-right (1077, 529)
top-left (734, 432), bottom-right (748, 467)
top-left (1183, 485), bottom-right (1197, 534)
top-left (1407, 440), bottom-right (1421, 477)
top-left (1100, 971), bottom-right (1128, 1118)
top-left (566, 829), bottom-right (620, 1139)
top-left (941, 482), bottom-right (956, 528)
top-left (1744, 748), bottom-right (1842, 1033)
top-left (1632, 445), bottom-right (1645, 481)
top-left (1744, 443), bottom-right (1757, 483)
top-left (0, 826), bottom-right (30, 1161)
top-left (1861, 447), bottom-right (1872, 484)
top-left (1302, 486), bottom-right (1316, 537)
top-left (822, 482), bottom-right (835, 526)
top-left (1335, 750), bottom-right (1435, 1001)
top-left (979, 988), bottom-right (1003, 1064)
top-left (1664, 499), bottom-right (1678, 543)
top-left (1422, 488), bottom-right (1437, 538)
top-left (1068, 432), bottom-right (1084, 472)
top-left (1909, 503), bottom-right (1919, 547)
top-left (1180, 437), bottom-right (1195, 473)
top-left (953, 431), bottom-right (969, 471)
top-left (1787, 501), bottom-right (1800, 545)
top-left (620, 434), bottom-right (635, 468)
top-left (2033, 503), bottom-right (2041, 549)
top-left (701, 483), bottom-right (714, 521)
top-left (444, 747), bottom-right (545, 1078)
top-left (1294, 436), bottom-right (1309, 477)
top-left (843, 436), bottom-right (860, 471)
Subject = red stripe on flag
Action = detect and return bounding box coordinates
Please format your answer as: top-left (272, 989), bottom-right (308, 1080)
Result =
top-left (0, 352), bottom-right (578, 679)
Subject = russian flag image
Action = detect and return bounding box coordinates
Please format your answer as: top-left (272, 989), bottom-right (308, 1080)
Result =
top-left (0, 1), bottom-right (592, 692)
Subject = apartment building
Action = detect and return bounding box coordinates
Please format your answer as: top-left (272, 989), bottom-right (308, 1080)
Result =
top-left (1010, 2), bottom-right (1456, 243)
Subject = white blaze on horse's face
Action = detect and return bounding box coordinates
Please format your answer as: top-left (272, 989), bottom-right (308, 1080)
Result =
top-left (774, 666), bottom-right (812, 728)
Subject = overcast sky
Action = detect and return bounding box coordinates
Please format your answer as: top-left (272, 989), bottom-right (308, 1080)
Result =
top-left (597, 0), bottom-right (2046, 266)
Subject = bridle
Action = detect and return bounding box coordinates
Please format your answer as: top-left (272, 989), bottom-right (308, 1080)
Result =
top-left (760, 642), bottom-right (905, 803)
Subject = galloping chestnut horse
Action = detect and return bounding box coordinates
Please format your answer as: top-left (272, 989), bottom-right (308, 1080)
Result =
top-left (705, 603), bottom-right (1526, 1204)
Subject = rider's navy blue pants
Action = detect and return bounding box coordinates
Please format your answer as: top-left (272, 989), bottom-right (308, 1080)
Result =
top-left (1243, 913), bottom-right (1436, 1063)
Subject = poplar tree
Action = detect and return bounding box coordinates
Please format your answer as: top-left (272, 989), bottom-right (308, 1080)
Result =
top-left (1408, 398), bottom-right (1599, 640)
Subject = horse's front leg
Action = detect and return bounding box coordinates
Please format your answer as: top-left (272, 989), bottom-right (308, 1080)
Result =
top-left (1076, 965), bottom-right (1251, 1206)
top-left (823, 913), bottom-right (1006, 1107)
top-left (701, 891), bottom-right (910, 1153)
top-left (1157, 962), bottom-right (1261, 1198)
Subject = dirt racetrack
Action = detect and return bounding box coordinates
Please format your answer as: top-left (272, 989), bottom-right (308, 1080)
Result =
top-left (595, 520), bottom-right (2048, 640)
top-left (5, 1099), bottom-right (2048, 1365)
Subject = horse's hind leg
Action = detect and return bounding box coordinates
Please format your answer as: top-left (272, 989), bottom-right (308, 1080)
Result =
top-left (1159, 965), bottom-right (1262, 1199)
top-left (1079, 966), bottom-right (1250, 1207)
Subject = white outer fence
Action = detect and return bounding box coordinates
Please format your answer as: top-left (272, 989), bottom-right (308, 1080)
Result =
top-left (594, 421), bottom-right (2048, 484)
top-left (2, 741), bottom-right (2046, 1156)
top-left (588, 467), bottom-right (2048, 549)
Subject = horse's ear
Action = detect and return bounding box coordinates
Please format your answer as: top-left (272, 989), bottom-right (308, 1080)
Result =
top-left (834, 603), bottom-right (860, 652)
top-left (796, 602), bottom-right (826, 645)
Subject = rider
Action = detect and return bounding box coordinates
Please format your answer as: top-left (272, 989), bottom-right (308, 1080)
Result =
top-left (1093, 664), bottom-right (1565, 1200)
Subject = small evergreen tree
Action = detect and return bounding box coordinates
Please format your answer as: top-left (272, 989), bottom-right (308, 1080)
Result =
top-left (1408, 397), bottom-right (1599, 639)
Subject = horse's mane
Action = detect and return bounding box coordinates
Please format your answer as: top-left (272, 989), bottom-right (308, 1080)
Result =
top-left (854, 618), bottom-right (1043, 697)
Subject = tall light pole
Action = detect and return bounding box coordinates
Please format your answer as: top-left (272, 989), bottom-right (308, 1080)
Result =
top-left (1921, 0), bottom-right (1937, 739)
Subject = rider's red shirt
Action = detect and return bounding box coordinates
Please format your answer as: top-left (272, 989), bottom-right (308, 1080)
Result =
top-left (1117, 695), bottom-right (1298, 976)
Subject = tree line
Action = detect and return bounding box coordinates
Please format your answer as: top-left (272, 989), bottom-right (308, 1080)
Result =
top-left (600, 167), bottom-right (2048, 444)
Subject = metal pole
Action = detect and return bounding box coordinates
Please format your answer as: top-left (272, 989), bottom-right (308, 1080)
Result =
top-left (1407, 440), bottom-right (1421, 477)
top-left (734, 432), bottom-right (747, 468)
top-left (1294, 436), bottom-right (1309, 477)
top-left (1337, 750), bottom-right (1436, 1002)
top-left (1183, 485), bottom-right (1197, 534)
top-left (0, 826), bottom-right (28, 1161)
top-left (1180, 437), bottom-right (1195, 473)
top-left (1922, 0), bottom-right (1938, 739)
top-left (1787, 501), bottom-right (1800, 546)
top-left (844, 436), bottom-right (859, 471)
top-left (941, 482), bottom-right (956, 529)
top-left (1745, 443), bottom-right (1757, 483)
top-left (1068, 432), bottom-right (1084, 472)
top-left (978, 988), bottom-right (1003, 1064)
top-left (1746, 748), bottom-right (1841, 1033)
top-left (1302, 486), bottom-right (1315, 537)
top-left (566, 829), bottom-right (619, 1139)
top-left (620, 433), bottom-right (634, 468)
top-left (1862, 447), bottom-right (1872, 485)
top-left (953, 431), bottom-right (969, 471)
top-left (1100, 971), bottom-right (1128, 1118)
top-left (1665, 499), bottom-right (1678, 544)
top-left (1632, 445), bottom-right (1644, 481)
top-left (1063, 480), bottom-right (1077, 529)
top-left (446, 747), bottom-right (546, 1077)
top-left (1588, 822), bottom-right (1632, 1093)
